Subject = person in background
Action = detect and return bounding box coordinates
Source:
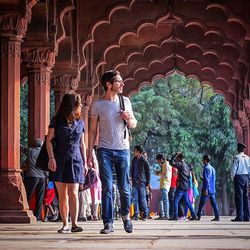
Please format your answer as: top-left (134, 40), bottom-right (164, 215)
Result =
top-left (47, 93), bottom-right (88, 233)
top-left (21, 138), bottom-right (46, 221)
top-left (130, 145), bottom-right (150, 221)
top-left (78, 188), bottom-right (92, 221)
top-left (43, 181), bottom-right (58, 222)
top-left (155, 154), bottom-right (172, 220)
top-left (196, 155), bottom-right (219, 221)
top-left (90, 145), bottom-right (102, 221)
top-left (169, 152), bottom-right (197, 221)
top-left (168, 166), bottom-right (178, 219)
top-left (231, 143), bottom-right (250, 222)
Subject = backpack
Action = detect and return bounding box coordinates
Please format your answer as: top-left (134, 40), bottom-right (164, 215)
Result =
top-left (118, 95), bottom-right (132, 141)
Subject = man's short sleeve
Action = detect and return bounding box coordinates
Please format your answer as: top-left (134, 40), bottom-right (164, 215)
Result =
top-left (91, 101), bottom-right (99, 118)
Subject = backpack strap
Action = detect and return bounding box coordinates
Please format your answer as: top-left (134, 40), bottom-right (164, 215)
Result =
top-left (118, 95), bottom-right (128, 139)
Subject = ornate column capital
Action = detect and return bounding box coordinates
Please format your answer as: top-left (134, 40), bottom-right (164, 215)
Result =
top-left (51, 74), bottom-right (79, 91)
top-left (0, 14), bottom-right (29, 37)
top-left (0, 36), bottom-right (22, 57)
top-left (22, 48), bottom-right (56, 68)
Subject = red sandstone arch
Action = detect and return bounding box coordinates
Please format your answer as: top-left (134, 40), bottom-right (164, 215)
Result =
top-left (83, 1), bottom-right (249, 100)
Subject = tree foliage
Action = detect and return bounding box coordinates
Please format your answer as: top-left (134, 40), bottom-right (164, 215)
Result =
top-left (130, 74), bottom-right (237, 214)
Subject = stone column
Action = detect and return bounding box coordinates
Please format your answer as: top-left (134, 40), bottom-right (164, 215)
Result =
top-left (233, 119), bottom-right (243, 143)
top-left (82, 92), bottom-right (93, 147)
top-left (238, 110), bottom-right (249, 153)
top-left (22, 48), bottom-right (55, 146)
top-left (244, 100), bottom-right (250, 155)
top-left (0, 14), bottom-right (36, 223)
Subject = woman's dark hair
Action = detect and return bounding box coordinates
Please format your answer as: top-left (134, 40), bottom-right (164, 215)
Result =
top-left (101, 70), bottom-right (120, 91)
top-left (56, 93), bottom-right (82, 120)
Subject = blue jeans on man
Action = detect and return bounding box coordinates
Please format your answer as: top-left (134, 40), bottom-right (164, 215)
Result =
top-left (234, 175), bottom-right (250, 221)
top-left (97, 148), bottom-right (130, 224)
top-left (160, 188), bottom-right (169, 218)
top-left (168, 187), bottom-right (176, 218)
top-left (174, 189), bottom-right (197, 219)
top-left (197, 193), bottom-right (219, 219)
top-left (132, 183), bottom-right (148, 219)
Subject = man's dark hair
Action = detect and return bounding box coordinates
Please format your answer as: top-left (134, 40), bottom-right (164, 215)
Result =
top-left (203, 154), bottom-right (211, 162)
top-left (134, 145), bottom-right (143, 154)
top-left (176, 152), bottom-right (184, 160)
top-left (156, 154), bottom-right (165, 161)
top-left (237, 143), bottom-right (246, 153)
top-left (101, 70), bottom-right (120, 91)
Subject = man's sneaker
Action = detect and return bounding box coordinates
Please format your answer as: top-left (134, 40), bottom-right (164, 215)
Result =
top-left (231, 218), bottom-right (243, 222)
top-left (189, 216), bottom-right (198, 221)
top-left (100, 223), bottom-right (114, 234)
top-left (211, 217), bottom-right (220, 221)
top-left (122, 218), bottom-right (134, 233)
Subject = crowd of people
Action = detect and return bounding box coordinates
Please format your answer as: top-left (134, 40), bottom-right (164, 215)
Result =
top-left (20, 70), bottom-right (250, 235)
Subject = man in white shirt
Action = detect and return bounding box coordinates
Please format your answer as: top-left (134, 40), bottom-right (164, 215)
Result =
top-left (231, 143), bottom-right (250, 222)
top-left (87, 70), bottom-right (137, 234)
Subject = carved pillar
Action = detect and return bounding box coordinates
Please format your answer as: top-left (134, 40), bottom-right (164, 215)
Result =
top-left (0, 14), bottom-right (36, 223)
top-left (233, 119), bottom-right (243, 143)
top-left (238, 110), bottom-right (249, 154)
top-left (51, 74), bottom-right (79, 113)
top-left (78, 87), bottom-right (94, 147)
top-left (22, 48), bottom-right (55, 146)
top-left (244, 100), bottom-right (250, 155)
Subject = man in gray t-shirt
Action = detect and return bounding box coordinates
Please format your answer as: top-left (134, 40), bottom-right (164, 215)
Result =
top-left (88, 70), bottom-right (137, 234)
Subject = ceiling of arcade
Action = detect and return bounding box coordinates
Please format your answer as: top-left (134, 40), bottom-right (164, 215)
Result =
top-left (77, 0), bottom-right (250, 115)
top-left (4, 0), bottom-right (250, 115)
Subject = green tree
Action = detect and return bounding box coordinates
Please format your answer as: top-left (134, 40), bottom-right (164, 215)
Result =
top-left (130, 74), bottom-right (237, 215)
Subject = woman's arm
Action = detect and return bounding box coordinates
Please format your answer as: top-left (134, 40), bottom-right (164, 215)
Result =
top-left (46, 127), bottom-right (57, 172)
top-left (80, 133), bottom-right (88, 175)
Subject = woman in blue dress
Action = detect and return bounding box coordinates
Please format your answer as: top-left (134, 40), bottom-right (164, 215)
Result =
top-left (46, 93), bottom-right (87, 233)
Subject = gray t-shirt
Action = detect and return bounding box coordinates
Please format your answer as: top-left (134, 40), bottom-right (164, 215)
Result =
top-left (91, 96), bottom-right (135, 150)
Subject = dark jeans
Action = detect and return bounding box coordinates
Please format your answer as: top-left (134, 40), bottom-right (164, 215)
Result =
top-left (132, 183), bottom-right (148, 218)
top-left (168, 187), bottom-right (176, 218)
top-left (174, 189), bottom-right (197, 218)
top-left (97, 148), bottom-right (130, 224)
top-left (234, 175), bottom-right (250, 221)
top-left (197, 193), bottom-right (219, 218)
top-left (24, 177), bottom-right (45, 220)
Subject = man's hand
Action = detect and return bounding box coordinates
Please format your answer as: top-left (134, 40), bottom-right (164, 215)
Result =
top-left (87, 154), bottom-right (94, 169)
top-left (84, 161), bottom-right (89, 176)
top-left (120, 110), bottom-right (131, 122)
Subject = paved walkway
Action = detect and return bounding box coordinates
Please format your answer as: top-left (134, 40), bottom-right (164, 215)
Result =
top-left (0, 216), bottom-right (250, 250)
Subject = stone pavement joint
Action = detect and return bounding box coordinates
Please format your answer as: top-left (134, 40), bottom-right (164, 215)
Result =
top-left (0, 216), bottom-right (250, 249)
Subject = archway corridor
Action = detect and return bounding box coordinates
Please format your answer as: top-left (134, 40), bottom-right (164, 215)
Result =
top-left (0, 0), bottom-right (249, 224)
top-left (128, 73), bottom-right (237, 217)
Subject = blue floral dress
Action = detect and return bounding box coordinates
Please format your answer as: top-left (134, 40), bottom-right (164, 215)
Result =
top-left (49, 116), bottom-right (85, 183)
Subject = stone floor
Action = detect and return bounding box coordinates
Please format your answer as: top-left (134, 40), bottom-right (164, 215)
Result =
top-left (0, 216), bottom-right (250, 250)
